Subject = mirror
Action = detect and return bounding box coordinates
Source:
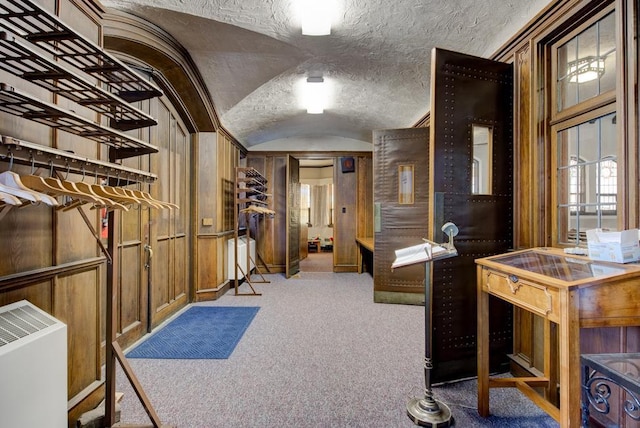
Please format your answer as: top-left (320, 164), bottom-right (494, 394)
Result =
top-left (472, 124), bottom-right (493, 195)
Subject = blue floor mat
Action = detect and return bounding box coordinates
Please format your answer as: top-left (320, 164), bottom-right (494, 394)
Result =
top-left (127, 306), bottom-right (260, 359)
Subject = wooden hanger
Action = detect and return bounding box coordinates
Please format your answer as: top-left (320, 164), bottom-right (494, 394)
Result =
top-left (120, 188), bottom-right (164, 209)
top-left (0, 190), bottom-right (23, 206)
top-left (133, 190), bottom-right (179, 210)
top-left (20, 174), bottom-right (99, 208)
top-left (21, 174), bottom-right (73, 199)
top-left (74, 181), bottom-right (128, 211)
top-left (56, 176), bottom-right (104, 205)
top-left (92, 182), bottom-right (139, 206)
top-left (0, 171), bottom-right (60, 207)
top-left (0, 171), bottom-right (43, 204)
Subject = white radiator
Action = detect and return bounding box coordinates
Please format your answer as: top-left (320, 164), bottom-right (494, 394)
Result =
top-left (228, 236), bottom-right (256, 280)
top-left (0, 300), bottom-right (67, 428)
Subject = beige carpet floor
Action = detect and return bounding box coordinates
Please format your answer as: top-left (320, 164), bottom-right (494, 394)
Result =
top-left (115, 272), bottom-right (557, 428)
top-left (299, 251), bottom-right (334, 272)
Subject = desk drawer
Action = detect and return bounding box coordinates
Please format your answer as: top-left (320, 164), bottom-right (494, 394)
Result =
top-left (483, 269), bottom-right (559, 322)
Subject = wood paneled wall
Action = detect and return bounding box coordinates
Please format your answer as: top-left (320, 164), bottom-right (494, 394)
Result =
top-left (194, 131), bottom-right (240, 301)
top-left (0, 1), bottom-right (110, 425)
top-left (356, 156), bottom-right (374, 240)
top-left (0, 2), bottom-right (229, 426)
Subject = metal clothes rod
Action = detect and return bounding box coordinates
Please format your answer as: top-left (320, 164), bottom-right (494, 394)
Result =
top-left (0, 135), bottom-right (157, 184)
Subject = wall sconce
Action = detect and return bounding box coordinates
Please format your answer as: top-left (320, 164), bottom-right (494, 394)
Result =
top-left (567, 56), bottom-right (605, 83)
top-left (305, 77), bottom-right (326, 114)
top-left (300, 0), bottom-right (332, 36)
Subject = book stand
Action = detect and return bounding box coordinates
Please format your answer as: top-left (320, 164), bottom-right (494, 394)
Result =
top-left (403, 223), bottom-right (459, 427)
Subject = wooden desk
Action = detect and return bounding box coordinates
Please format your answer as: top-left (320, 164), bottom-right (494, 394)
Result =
top-left (355, 237), bottom-right (374, 274)
top-left (475, 247), bottom-right (640, 427)
top-left (308, 239), bottom-right (320, 253)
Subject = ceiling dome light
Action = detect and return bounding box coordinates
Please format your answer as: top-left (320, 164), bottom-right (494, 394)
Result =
top-left (301, 0), bottom-right (332, 36)
top-left (305, 77), bottom-right (326, 114)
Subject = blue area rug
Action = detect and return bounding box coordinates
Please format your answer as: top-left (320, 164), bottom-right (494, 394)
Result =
top-left (127, 306), bottom-right (259, 359)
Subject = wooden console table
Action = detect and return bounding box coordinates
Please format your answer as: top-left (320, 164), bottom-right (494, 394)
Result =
top-left (475, 247), bottom-right (640, 427)
top-left (355, 237), bottom-right (374, 274)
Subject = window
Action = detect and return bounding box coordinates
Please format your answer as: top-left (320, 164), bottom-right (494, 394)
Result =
top-left (555, 11), bottom-right (616, 113)
top-left (555, 111), bottom-right (618, 245)
top-left (300, 183), bottom-right (310, 225)
top-left (550, 6), bottom-right (618, 247)
top-left (568, 156), bottom-right (585, 212)
top-left (598, 157), bottom-right (617, 212)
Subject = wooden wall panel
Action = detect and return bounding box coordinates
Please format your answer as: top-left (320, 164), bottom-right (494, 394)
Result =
top-left (356, 156), bottom-right (374, 239)
top-left (119, 245), bottom-right (142, 331)
top-left (197, 133), bottom-right (217, 235)
top-left (54, 269), bottom-right (101, 399)
top-left (514, 43), bottom-right (535, 249)
top-left (217, 237), bottom-right (226, 287)
top-left (174, 237), bottom-right (187, 299)
top-left (0, 201), bottom-right (53, 275)
top-left (194, 130), bottom-right (241, 300)
top-left (334, 158), bottom-right (358, 271)
top-left (219, 133), bottom-right (237, 233)
top-left (196, 237), bottom-right (219, 291)
top-left (57, 209), bottom-right (100, 264)
top-left (153, 238), bottom-right (170, 306)
top-left (0, 280), bottom-right (53, 311)
top-left (511, 41), bottom-right (545, 380)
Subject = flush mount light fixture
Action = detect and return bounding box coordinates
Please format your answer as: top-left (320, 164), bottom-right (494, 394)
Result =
top-left (567, 56), bottom-right (606, 83)
top-left (300, 0), bottom-right (332, 36)
top-left (305, 77), bottom-right (326, 114)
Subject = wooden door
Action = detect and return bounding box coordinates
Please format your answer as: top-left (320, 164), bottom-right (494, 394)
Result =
top-left (110, 82), bottom-right (189, 349)
top-left (429, 48), bottom-right (514, 382)
top-left (285, 155), bottom-right (300, 278)
top-left (148, 98), bottom-right (189, 326)
top-left (372, 128), bottom-right (430, 304)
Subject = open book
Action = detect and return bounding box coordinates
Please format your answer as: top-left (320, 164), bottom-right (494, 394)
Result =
top-left (391, 242), bottom-right (453, 269)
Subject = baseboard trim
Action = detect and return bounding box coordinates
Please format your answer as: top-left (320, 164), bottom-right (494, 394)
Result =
top-left (374, 291), bottom-right (423, 305)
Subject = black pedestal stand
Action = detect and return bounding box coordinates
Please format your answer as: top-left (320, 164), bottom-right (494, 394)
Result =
top-left (406, 259), bottom-right (454, 427)
top-left (406, 223), bottom-right (459, 427)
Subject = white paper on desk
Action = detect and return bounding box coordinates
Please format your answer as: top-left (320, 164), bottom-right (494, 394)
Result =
top-left (391, 243), bottom-right (447, 269)
top-left (586, 228), bottom-right (640, 263)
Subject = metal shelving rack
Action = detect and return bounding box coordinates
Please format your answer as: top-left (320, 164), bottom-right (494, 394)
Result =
top-left (0, 0), bottom-right (170, 426)
top-left (0, 0), bottom-right (162, 102)
top-left (0, 30), bottom-right (157, 131)
top-left (233, 167), bottom-right (272, 296)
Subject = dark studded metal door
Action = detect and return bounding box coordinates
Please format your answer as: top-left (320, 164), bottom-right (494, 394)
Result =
top-left (372, 127), bottom-right (430, 304)
top-left (429, 48), bottom-right (514, 383)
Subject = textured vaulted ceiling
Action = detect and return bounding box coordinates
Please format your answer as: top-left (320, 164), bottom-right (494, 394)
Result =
top-left (101, 0), bottom-right (552, 151)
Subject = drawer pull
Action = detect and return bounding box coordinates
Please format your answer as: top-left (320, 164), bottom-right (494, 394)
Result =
top-left (507, 275), bottom-right (521, 294)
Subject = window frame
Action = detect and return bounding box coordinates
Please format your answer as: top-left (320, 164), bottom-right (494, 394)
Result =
top-left (551, 103), bottom-right (618, 247)
top-left (549, 5), bottom-right (617, 126)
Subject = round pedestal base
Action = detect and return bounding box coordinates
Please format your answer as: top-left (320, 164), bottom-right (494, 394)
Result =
top-left (406, 397), bottom-right (454, 427)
